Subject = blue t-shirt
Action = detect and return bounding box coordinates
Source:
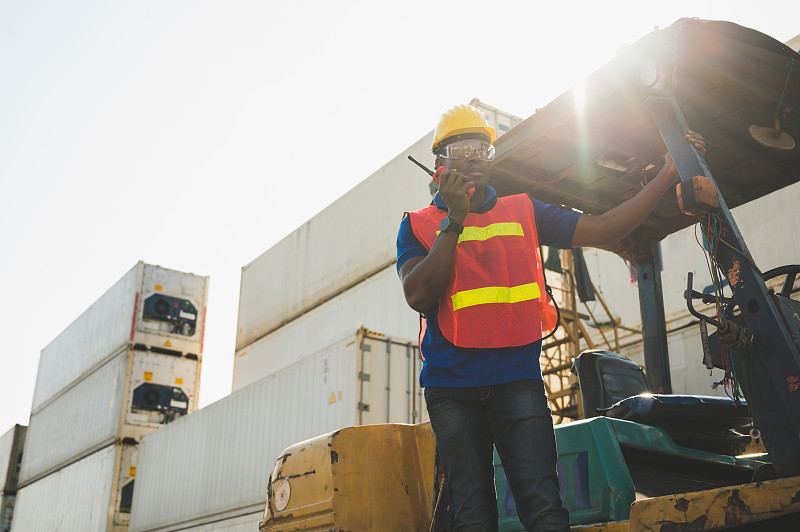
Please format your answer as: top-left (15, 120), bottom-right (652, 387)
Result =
top-left (396, 186), bottom-right (580, 388)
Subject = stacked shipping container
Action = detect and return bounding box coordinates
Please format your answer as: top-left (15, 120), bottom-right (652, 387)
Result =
top-left (234, 135), bottom-right (434, 365)
top-left (234, 102), bottom-right (522, 389)
top-left (129, 134), bottom-right (432, 529)
top-left (13, 262), bottom-right (208, 532)
top-left (233, 264), bottom-right (420, 390)
top-left (130, 330), bottom-right (427, 532)
top-left (130, 105), bottom-right (522, 530)
top-left (0, 425), bottom-right (26, 532)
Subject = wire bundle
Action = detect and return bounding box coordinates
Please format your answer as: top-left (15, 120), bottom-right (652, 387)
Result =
top-left (695, 213), bottom-right (744, 403)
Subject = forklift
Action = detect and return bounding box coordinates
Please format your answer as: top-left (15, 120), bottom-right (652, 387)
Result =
top-left (260, 19), bottom-right (800, 531)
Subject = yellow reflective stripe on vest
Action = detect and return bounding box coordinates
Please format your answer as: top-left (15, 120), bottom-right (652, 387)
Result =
top-left (460, 222), bottom-right (524, 242)
top-left (451, 282), bottom-right (541, 311)
top-left (435, 222), bottom-right (525, 242)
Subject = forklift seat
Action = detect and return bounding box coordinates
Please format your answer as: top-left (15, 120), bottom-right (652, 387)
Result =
top-left (571, 350), bottom-right (649, 418)
top-left (572, 350), bottom-right (752, 455)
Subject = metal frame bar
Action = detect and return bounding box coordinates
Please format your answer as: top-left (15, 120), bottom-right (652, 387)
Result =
top-left (647, 95), bottom-right (800, 475)
top-left (636, 242), bottom-right (672, 394)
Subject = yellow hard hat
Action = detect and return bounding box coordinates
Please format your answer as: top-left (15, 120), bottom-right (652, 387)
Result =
top-left (431, 104), bottom-right (496, 153)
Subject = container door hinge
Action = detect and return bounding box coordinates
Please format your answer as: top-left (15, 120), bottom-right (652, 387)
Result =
top-left (358, 402), bottom-right (370, 412)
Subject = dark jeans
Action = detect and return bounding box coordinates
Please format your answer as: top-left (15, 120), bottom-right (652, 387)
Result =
top-left (425, 379), bottom-right (569, 532)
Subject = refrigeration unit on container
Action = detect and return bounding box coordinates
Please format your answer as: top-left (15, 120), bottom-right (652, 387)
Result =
top-left (130, 329), bottom-right (426, 532)
top-left (31, 262), bottom-right (208, 414)
top-left (20, 348), bottom-right (199, 486)
top-left (128, 348), bottom-right (199, 424)
top-left (13, 442), bottom-right (137, 532)
top-left (233, 264), bottom-right (420, 390)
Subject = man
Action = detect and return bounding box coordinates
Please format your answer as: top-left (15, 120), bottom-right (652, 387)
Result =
top-left (397, 104), bottom-right (706, 531)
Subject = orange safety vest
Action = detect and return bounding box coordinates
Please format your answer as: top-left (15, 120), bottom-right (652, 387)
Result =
top-left (408, 194), bottom-right (558, 349)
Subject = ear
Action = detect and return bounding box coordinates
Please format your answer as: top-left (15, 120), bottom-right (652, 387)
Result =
top-left (434, 156), bottom-right (446, 168)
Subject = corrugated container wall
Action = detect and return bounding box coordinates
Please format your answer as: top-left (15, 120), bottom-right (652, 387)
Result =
top-left (235, 135), bottom-right (434, 352)
top-left (15, 262), bottom-right (207, 531)
top-left (233, 264), bottom-right (419, 390)
top-left (13, 443), bottom-right (137, 532)
top-left (580, 182), bottom-right (800, 395)
top-left (171, 513), bottom-right (262, 532)
top-left (20, 349), bottom-right (200, 485)
top-left (21, 351), bottom-right (126, 484)
top-left (32, 262), bottom-right (208, 412)
top-left (0, 425), bottom-right (26, 494)
top-left (130, 330), bottom-right (426, 532)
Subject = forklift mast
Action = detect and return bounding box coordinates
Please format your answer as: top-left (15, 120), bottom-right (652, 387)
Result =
top-left (643, 95), bottom-right (800, 476)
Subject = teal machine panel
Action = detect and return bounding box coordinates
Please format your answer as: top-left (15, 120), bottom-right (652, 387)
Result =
top-left (495, 418), bottom-right (766, 530)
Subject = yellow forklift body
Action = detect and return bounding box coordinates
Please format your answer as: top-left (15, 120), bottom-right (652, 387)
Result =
top-left (628, 475), bottom-right (800, 531)
top-left (571, 475), bottom-right (800, 531)
top-left (260, 422), bottom-right (436, 532)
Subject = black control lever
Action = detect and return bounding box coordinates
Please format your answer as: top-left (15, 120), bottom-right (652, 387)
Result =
top-left (685, 287), bottom-right (737, 306)
top-left (686, 272), bottom-right (754, 350)
top-left (685, 272), bottom-right (724, 328)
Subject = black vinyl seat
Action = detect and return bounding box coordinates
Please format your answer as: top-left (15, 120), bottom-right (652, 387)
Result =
top-left (571, 350), bottom-right (649, 418)
top-left (571, 350), bottom-right (752, 456)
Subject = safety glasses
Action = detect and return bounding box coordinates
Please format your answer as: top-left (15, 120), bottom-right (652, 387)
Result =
top-left (438, 140), bottom-right (495, 161)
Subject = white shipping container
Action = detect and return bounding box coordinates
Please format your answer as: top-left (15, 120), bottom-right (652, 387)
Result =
top-left (471, 98), bottom-right (524, 136)
top-left (130, 330), bottom-right (426, 532)
top-left (235, 135), bottom-right (434, 351)
top-left (21, 349), bottom-right (127, 485)
top-left (235, 102), bottom-right (521, 353)
top-left (32, 262), bottom-right (208, 413)
top-left (0, 425), bottom-right (25, 494)
top-left (233, 263), bottom-right (419, 390)
top-left (13, 443), bottom-right (137, 532)
top-left (20, 349), bottom-right (199, 486)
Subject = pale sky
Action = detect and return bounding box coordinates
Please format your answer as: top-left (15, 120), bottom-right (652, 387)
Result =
top-left (0, 0), bottom-right (797, 434)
